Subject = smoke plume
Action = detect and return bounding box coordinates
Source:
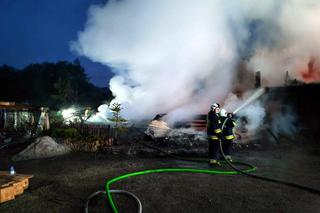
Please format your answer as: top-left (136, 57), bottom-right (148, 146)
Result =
top-left (72, 0), bottom-right (320, 121)
top-left (247, 0), bottom-right (320, 85)
top-left (270, 106), bottom-right (298, 137)
top-left (222, 90), bottom-right (266, 133)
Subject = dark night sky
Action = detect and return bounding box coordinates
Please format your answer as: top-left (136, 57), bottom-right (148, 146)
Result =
top-left (0, 0), bottom-right (113, 87)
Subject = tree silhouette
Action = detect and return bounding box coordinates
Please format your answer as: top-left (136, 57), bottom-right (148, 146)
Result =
top-left (0, 61), bottom-right (113, 109)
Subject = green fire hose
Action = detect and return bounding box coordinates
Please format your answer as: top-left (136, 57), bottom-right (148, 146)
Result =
top-left (105, 162), bottom-right (256, 213)
top-left (85, 117), bottom-right (320, 213)
top-left (103, 115), bottom-right (259, 213)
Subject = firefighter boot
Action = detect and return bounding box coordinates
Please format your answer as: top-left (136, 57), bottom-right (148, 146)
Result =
top-left (209, 159), bottom-right (221, 167)
top-left (225, 155), bottom-right (233, 162)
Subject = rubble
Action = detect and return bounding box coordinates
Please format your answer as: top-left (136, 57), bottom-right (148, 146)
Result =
top-left (12, 136), bottom-right (71, 161)
top-left (144, 113), bottom-right (207, 148)
top-left (144, 119), bottom-right (171, 139)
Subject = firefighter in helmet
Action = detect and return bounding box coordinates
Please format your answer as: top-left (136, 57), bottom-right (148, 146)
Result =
top-left (220, 109), bottom-right (237, 162)
top-left (207, 103), bottom-right (222, 166)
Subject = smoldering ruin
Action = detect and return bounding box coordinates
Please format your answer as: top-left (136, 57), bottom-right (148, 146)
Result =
top-left (1, 70), bottom-right (320, 213)
top-left (1, 0), bottom-right (320, 213)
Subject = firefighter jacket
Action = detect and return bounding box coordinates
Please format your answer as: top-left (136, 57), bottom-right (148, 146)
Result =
top-left (220, 117), bottom-right (237, 140)
top-left (207, 110), bottom-right (222, 140)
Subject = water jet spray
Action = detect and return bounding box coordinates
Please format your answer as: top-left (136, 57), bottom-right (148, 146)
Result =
top-left (232, 88), bottom-right (266, 114)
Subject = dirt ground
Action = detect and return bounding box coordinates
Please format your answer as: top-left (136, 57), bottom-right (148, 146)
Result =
top-left (1, 141), bottom-right (320, 213)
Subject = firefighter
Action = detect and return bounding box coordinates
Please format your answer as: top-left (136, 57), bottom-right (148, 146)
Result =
top-left (207, 103), bottom-right (222, 166)
top-left (220, 109), bottom-right (237, 162)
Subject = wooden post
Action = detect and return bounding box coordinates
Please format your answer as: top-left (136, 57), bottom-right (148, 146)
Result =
top-left (13, 112), bottom-right (18, 129)
top-left (3, 110), bottom-right (7, 128)
top-left (44, 111), bottom-right (50, 130)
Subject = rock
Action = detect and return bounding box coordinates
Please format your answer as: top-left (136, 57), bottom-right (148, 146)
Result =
top-left (12, 136), bottom-right (71, 161)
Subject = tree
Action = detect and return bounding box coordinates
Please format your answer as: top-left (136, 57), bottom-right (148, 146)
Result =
top-left (0, 61), bottom-right (112, 109)
top-left (108, 102), bottom-right (127, 144)
top-left (52, 78), bottom-right (77, 107)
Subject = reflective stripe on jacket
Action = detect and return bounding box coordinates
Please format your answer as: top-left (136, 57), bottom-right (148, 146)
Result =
top-left (208, 135), bottom-right (219, 140)
top-left (225, 135), bottom-right (235, 140)
top-left (220, 117), bottom-right (236, 140)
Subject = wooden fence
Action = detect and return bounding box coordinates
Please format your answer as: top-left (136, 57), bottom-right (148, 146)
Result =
top-left (71, 123), bottom-right (114, 139)
top-left (66, 124), bottom-right (116, 152)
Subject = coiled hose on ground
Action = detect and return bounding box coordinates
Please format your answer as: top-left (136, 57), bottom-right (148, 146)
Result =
top-left (84, 189), bottom-right (142, 213)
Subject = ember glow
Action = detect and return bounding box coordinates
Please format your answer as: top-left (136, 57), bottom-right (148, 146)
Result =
top-left (300, 58), bottom-right (320, 82)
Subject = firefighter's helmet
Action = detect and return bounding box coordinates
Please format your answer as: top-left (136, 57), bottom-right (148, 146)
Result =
top-left (211, 103), bottom-right (220, 110)
top-left (220, 108), bottom-right (228, 117)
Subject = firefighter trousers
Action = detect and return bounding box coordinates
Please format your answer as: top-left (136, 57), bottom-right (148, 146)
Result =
top-left (208, 138), bottom-right (220, 160)
top-left (222, 139), bottom-right (233, 156)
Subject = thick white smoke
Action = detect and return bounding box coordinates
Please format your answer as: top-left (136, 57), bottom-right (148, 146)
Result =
top-left (72, 0), bottom-right (320, 121)
top-left (236, 102), bottom-right (266, 133)
top-left (270, 106), bottom-right (297, 137)
top-left (222, 90), bottom-right (266, 133)
top-left (247, 0), bottom-right (320, 85)
top-left (71, 0), bottom-right (246, 120)
top-left (86, 104), bottom-right (112, 123)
